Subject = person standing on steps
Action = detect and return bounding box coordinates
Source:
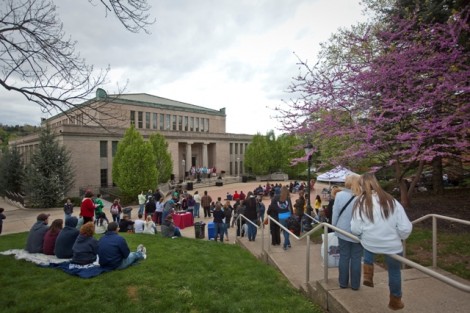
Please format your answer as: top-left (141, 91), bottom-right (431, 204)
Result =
top-left (332, 174), bottom-right (362, 290)
top-left (351, 173), bottom-right (412, 311)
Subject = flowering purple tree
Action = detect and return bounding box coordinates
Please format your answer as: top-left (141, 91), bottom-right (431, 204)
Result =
top-left (280, 11), bottom-right (470, 207)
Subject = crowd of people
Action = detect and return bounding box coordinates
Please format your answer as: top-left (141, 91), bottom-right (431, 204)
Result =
top-left (18, 173), bottom-right (412, 310)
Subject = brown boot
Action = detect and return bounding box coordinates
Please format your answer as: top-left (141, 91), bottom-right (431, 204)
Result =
top-left (363, 263), bottom-right (374, 287)
top-left (388, 294), bottom-right (404, 310)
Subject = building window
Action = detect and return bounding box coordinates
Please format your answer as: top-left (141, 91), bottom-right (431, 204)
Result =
top-left (235, 143), bottom-right (238, 154)
top-left (240, 143), bottom-right (244, 154)
top-left (146, 112), bottom-right (150, 129)
top-left (190, 117), bottom-right (194, 131)
top-left (240, 161), bottom-right (244, 174)
top-left (153, 113), bottom-right (157, 129)
top-left (100, 141), bottom-right (107, 158)
top-left (100, 169), bottom-right (108, 187)
top-left (130, 111), bottom-right (135, 126)
top-left (172, 115), bottom-right (177, 130)
top-left (165, 114), bottom-right (171, 130)
top-left (138, 111), bottom-right (143, 128)
top-left (195, 117), bottom-right (199, 132)
top-left (112, 141), bottom-right (118, 157)
top-left (184, 116), bottom-right (188, 131)
top-left (178, 115), bottom-right (183, 131)
top-left (160, 114), bottom-right (164, 130)
top-left (230, 161), bottom-right (233, 175)
top-left (230, 143), bottom-right (233, 154)
top-left (205, 118), bottom-right (209, 132)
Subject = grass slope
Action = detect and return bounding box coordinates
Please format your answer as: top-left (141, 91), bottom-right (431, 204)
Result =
top-left (0, 232), bottom-right (323, 313)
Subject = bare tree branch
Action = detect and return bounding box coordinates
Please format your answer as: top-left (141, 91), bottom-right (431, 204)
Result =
top-left (96, 0), bottom-right (155, 34)
top-left (0, 0), bottom-right (154, 129)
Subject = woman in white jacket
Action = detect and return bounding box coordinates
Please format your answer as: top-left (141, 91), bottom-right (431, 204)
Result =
top-left (351, 173), bottom-right (412, 311)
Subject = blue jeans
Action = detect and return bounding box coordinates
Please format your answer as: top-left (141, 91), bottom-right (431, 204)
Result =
top-left (117, 251), bottom-right (145, 270)
top-left (247, 220), bottom-right (258, 241)
top-left (194, 203), bottom-right (200, 218)
top-left (138, 204), bottom-right (144, 215)
top-left (281, 220), bottom-right (290, 248)
top-left (112, 214), bottom-right (120, 223)
top-left (338, 238), bottom-right (363, 289)
top-left (214, 222), bottom-right (225, 242)
top-left (162, 210), bottom-right (170, 222)
top-left (174, 227), bottom-right (182, 237)
top-left (364, 249), bottom-right (403, 297)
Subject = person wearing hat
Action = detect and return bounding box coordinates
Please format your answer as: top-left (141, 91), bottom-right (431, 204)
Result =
top-left (25, 213), bottom-right (50, 253)
top-left (161, 214), bottom-right (181, 238)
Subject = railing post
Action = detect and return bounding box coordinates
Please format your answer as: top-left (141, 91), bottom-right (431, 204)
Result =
top-left (324, 224), bottom-right (328, 282)
top-left (432, 215), bottom-right (437, 268)
top-left (261, 223), bottom-right (264, 253)
top-left (306, 234), bottom-right (310, 285)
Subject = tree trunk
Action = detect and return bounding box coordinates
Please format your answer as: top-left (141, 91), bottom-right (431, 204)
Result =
top-left (432, 156), bottom-right (444, 195)
top-left (399, 179), bottom-right (410, 209)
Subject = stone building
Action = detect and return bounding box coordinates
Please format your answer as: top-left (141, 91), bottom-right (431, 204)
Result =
top-left (10, 89), bottom-right (253, 196)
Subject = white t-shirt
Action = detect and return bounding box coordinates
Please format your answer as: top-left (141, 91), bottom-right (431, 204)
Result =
top-left (134, 219), bottom-right (145, 233)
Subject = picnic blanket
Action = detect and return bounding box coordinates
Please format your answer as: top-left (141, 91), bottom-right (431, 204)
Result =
top-left (0, 249), bottom-right (110, 278)
top-left (0, 249), bottom-right (70, 266)
top-left (48, 262), bottom-right (111, 278)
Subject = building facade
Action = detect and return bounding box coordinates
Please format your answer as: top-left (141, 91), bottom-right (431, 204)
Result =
top-left (10, 90), bottom-right (253, 196)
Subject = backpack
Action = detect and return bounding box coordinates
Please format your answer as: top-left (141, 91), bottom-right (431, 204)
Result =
top-left (110, 205), bottom-right (120, 215)
top-left (286, 216), bottom-right (300, 236)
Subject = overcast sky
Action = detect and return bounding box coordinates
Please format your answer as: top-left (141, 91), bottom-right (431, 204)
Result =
top-left (0, 0), bottom-right (368, 135)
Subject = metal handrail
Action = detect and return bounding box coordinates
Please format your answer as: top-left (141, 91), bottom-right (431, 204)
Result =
top-left (406, 214), bottom-right (470, 279)
top-left (259, 213), bottom-right (470, 292)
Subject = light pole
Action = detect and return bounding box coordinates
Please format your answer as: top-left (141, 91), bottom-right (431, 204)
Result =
top-left (304, 143), bottom-right (314, 215)
top-left (182, 159), bottom-right (186, 182)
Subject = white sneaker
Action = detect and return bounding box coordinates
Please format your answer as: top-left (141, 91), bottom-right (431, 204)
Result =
top-left (137, 244), bottom-right (147, 259)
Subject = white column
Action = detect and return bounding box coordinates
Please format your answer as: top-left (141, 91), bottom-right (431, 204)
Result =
top-left (202, 143), bottom-right (208, 168)
top-left (185, 142), bottom-right (192, 171)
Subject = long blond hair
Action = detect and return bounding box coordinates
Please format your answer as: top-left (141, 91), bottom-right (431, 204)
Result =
top-left (353, 172), bottom-right (395, 222)
top-left (345, 174), bottom-right (361, 196)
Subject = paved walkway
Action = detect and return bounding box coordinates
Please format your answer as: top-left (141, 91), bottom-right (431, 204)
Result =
top-left (1, 180), bottom-right (469, 312)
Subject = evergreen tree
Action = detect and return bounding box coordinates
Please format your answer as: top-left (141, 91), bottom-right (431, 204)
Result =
top-left (23, 126), bottom-right (74, 208)
top-left (149, 133), bottom-right (173, 185)
top-left (0, 145), bottom-right (24, 196)
top-left (112, 126), bottom-right (157, 200)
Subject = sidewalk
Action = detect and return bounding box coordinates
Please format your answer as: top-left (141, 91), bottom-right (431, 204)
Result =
top-left (1, 180), bottom-right (469, 313)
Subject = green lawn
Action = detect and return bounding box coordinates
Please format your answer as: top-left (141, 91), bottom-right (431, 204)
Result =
top-left (405, 226), bottom-right (470, 279)
top-left (0, 232), bottom-right (323, 313)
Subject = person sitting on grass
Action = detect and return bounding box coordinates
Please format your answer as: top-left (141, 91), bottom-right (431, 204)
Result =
top-left (134, 214), bottom-right (145, 234)
top-left (94, 212), bottom-right (109, 235)
top-left (43, 219), bottom-right (63, 255)
top-left (161, 215), bottom-right (182, 238)
top-left (97, 222), bottom-right (146, 270)
top-left (71, 222), bottom-right (98, 265)
top-left (55, 216), bottom-right (79, 259)
top-left (25, 213), bottom-right (50, 253)
top-left (143, 215), bottom-right (157, 235)
top-left (118, 214), bottom-right (135, 233)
